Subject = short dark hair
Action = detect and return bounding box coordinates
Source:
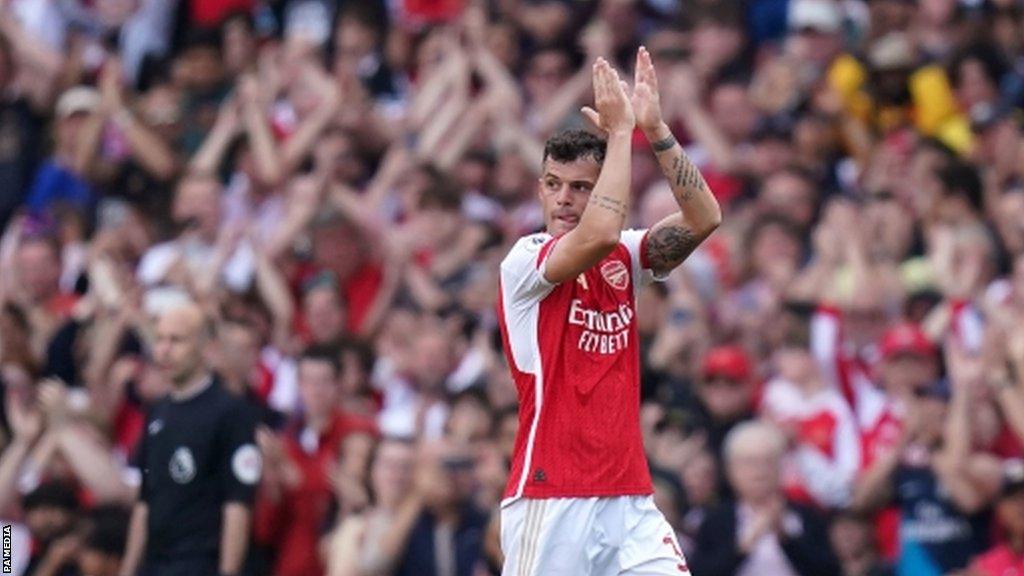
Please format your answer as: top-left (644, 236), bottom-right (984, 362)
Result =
top-left (182, 26), bottom-right (223, 53)
top-left (217, 314), bottom-right (259, 340)
top-left (948, 43), bottom-right (1008, 89)
top-left (542, 130), bottom-right (606, 166)
top-left (298, 344), bottom-right (343, 377)
top-left (938, 161), bottom-right (984, 212)
top-left (418, 165), bottom-right (463, 211)
top-left (23, 480), bottom-right (79, 513)
top-left (81, 504), bottom-right (130, 557)
top-left (743, 214), bottom-right (805, 257)
top-left (916, 136), bottom-right (958, 160)
top-left (339, 338), bottom-right (376, 374)
top-left (221, 9), bottom-right (255, 36)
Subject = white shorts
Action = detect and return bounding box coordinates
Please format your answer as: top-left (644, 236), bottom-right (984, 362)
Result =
top-left (500, 495), bottom-right (691, 576)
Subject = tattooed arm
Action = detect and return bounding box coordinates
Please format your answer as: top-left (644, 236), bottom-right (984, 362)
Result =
top-left (632, 47), bottom-right (722, 276)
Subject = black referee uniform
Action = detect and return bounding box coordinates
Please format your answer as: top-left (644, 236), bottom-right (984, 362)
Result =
top-left (134, 376), bottom-right (261, 576)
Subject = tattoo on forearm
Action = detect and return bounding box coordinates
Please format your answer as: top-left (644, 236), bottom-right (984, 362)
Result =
top-left (668, 154), bottom-right (708, 203)
top-left (590, 194), bottom-right (628, 218)
top-left (651, 134), bottom-right (677, 153)
top-left (646, 225), bottom-right (698, 272)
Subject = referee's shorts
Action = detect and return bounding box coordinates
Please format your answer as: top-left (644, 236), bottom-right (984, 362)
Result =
top-left (500, 495), bottom-right (691, 576)
top-left (138, 554), bottom-right (218, 576)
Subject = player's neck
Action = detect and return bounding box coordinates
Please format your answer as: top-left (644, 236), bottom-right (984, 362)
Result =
top-left (306, 411), bottom-right (331, 433)
top-left (171, 371), bottom-right (213, 401)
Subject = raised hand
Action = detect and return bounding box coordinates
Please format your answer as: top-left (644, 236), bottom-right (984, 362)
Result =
top-left (4, 393), bottom-right (42, 442)
top-left (632, 46), bottom-right (663, 135)
top-left (237, 74), bottom-right (262, 110)
top-left (37, 378), bottom-right (71, 428)
top-left (581, 58), bottom-right (635, 135)
top-left (98, 56), bottom-right (125, 113)
top-left (945, 340), bottom-right (984, 397)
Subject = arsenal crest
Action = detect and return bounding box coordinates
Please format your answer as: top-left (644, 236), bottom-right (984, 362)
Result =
top-left (600, 260), bottom-right (629, 291)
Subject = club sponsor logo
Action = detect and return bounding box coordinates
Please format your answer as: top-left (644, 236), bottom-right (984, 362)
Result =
top-left (568, 299), bottom-right (634, 355)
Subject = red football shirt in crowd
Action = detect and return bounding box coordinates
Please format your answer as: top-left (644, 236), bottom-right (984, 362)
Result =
top-left (971, 543), bottom-right (1024, 576)
top-left (254, 411), bottom-right (377, 576)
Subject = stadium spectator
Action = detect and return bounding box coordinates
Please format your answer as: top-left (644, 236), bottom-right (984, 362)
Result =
top-left (253, 345), bottom-right (375, 576)
top-left (690, 420), bottom-right (840, 576)
top-left (852, 343), bottom-right (1003, 576)
top-left (353, 439), bottom-right (487, 576)
top-left (828, 510), bottom-right (894, 576)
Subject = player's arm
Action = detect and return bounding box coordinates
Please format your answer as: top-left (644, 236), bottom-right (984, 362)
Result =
top-left (119, 502), bottom-right (148, 576)
top-left (542, 58), bottom-right (635, 284)
top-left (634, 47), bottom-right (722, 277)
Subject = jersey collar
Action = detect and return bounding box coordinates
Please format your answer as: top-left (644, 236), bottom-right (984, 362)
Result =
top-left (170, 373), bottom-right (215, 402)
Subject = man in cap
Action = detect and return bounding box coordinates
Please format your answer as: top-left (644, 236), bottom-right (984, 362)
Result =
top-left (673, 344), bottom-right (758, 502)
top-left (688, 345), bottom-right (757, 463)
top-left (852, 340), bottom-right (1001, 576)
top-left (788, 0), bottom-right (845, 71)
top-left (24, 86), bottom-right (100, 216)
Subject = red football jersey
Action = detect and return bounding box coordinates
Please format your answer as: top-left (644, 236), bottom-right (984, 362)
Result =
top-left (498, 230), bottom-right (657, 502)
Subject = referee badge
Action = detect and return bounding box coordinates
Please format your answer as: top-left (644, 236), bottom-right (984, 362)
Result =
top-left (231, 444), bottom-right (262, 485)
top-left (169, 447), bottom-right (196, 484)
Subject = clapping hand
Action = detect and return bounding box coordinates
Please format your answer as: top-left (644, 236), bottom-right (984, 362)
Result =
top-left (581, 58), bottom-right (635, 136)
top-left (632, 47), bottom-right (664, 136)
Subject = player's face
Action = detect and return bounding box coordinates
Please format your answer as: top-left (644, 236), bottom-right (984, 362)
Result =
top-left (371, 441), bottom-right (415, 507)
top-left (728, 447), bottom-right (781, 503)
top-left (304, 287), bottom-right (346, 344)
top-left (298, 359), bottom-right (340, 417)
top-left (881, 354), bottom-right (937, 394)
top-left (218, 324), bottom-right (259, 378)
top-left (538, 158), bottom-right (601, 236)
top-left (997, 492), bottom-right (1024, 536)
top-left (153, 310), bottom-right (205, 386)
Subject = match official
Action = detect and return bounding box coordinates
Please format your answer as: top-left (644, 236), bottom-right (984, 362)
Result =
top-left (120, 303), bottom-right (262, 576)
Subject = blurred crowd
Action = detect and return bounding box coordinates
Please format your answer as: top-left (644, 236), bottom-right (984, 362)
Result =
top-left (1, 0), bottom-right (1024, 575)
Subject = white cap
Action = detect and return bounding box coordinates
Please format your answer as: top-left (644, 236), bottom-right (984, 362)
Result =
top-left (789, 0), bottom-right (843, 33)
top-left (55, 86), bottom-right (101, 118)
top-left (869, 33), bottom-right (915, 70)
top-left (284, 1), bottom-right (331, 46)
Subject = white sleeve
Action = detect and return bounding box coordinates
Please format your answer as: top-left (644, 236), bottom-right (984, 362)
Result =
top-left (620, 229), bottom-right (667, 290)
top-left (500, 234), bottom-right (557, 307)
top-left (499, 234), bottom-right (556, 374)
